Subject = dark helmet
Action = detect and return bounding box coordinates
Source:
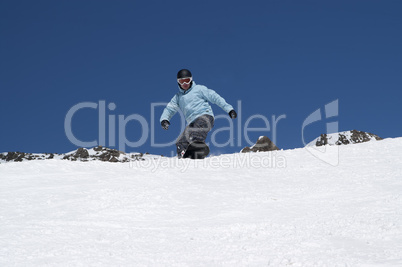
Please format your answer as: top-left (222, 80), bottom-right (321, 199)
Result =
top-left (177, 69), bottom-right (192, 79)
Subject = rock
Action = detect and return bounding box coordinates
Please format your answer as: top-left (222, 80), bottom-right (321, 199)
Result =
top-left (314, 130), bottom-right (382, 146)
top-left (241, 147), bottom-right (252, 153)
top-left (5, 152), bottom-right (25, 162)
top-left (241, 136), bottom-right (279, 153)
top-left (74, 148), bottom-right (89, 158)
top-left (99, 153), bottom-right (111, 161)
top-left (93, 146), bottom-right (103, 152)
top-left (109, 157), bottom-right (119, 163)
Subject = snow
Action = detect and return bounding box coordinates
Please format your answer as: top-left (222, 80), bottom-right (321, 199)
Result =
top-left (1, 138), bottom-right (402, 266)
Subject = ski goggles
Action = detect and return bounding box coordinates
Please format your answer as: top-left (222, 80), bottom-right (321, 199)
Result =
top-left (177, 77), bottom-right (192, 85)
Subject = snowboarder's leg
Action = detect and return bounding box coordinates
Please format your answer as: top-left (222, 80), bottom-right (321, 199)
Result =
top-left (175, 115), bottom-right (214, 158)
top-left (188, 115), bottom-right (214, 143)
top-left (176, 125), bottom-right (192, 158)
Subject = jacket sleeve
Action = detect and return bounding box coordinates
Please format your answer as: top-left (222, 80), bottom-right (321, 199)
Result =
top-left (160, 95), bottom-right (180, 122)
top-left (200, 87), bottom-right (234, 113)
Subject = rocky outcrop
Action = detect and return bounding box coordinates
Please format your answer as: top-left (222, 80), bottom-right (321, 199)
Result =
top-left (314, 130), bottom-right (382, 146)
top-left (241, 136), bottom-right (279, 153)
top-left (0, 152), bottom-right (55, 162)
top-left (62, 146), bottom-right (124, 162)
top-left (1, 146), bottom-right (156, 163)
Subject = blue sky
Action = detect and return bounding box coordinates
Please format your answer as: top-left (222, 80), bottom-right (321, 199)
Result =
top-left (1, 0), bottom-right (401, 156)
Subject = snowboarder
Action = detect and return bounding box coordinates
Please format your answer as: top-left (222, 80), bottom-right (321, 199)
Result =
top-left (160, 69), bottom-right (237, 158)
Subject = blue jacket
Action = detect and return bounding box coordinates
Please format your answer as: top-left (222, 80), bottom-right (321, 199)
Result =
top-left (160, 82), bottom-right (234, 124)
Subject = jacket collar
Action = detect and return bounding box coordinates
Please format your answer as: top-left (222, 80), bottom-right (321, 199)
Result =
top-left (178, 81), bottom-right (196, 94)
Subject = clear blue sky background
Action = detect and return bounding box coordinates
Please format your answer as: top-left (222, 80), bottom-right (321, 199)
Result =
top-left (1, 0), bottom-right (401, 156)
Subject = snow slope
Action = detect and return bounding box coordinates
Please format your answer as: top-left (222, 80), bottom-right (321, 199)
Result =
top-left (1, 138), bottom-right (402, 266)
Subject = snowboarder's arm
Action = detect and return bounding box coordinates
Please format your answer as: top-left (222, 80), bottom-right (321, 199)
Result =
top-left (160, 95), bottom-right (180, 123)
top-left (201, 87), bottom-right (234, 113)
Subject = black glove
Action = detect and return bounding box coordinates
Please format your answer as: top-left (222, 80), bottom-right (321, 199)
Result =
top-left (161, 120), bottom-right (170, 130)
top-left (228, 110), bottom-right (237, 119)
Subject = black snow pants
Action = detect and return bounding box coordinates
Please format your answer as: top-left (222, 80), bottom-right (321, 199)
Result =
top-left (176, 114), bottom-right (214, 157)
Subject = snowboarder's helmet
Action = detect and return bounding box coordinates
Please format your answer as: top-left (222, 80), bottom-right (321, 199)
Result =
top-left (177, 69), bottom-right (192, 79)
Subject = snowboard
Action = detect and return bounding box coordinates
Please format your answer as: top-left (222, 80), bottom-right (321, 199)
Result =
top-left (182, 141), bottom-right (210, 159)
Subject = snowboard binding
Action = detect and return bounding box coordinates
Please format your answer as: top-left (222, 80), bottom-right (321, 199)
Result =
top-left (182, 141), bottom-right (210, 159)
